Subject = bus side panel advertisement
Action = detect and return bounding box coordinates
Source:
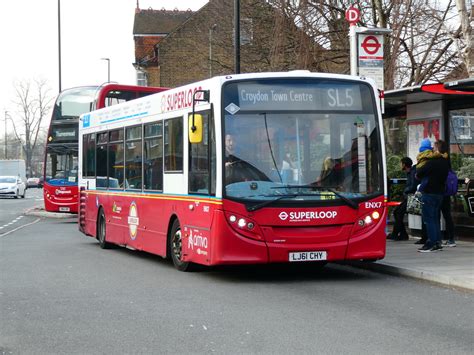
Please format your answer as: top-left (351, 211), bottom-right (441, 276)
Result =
top-left (182, 226), bottom-right (211, 264)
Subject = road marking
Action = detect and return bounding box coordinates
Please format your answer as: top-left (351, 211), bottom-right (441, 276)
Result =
top-left (0, 218), bottom-right (41, 237)
top-left (1, 217), bottom-right (21, 229)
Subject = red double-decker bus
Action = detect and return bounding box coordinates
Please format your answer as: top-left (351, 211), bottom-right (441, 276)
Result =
top-left (78, 72), bottom-right (387, 271)
top-left (44, 84), bottom-right (168, 213)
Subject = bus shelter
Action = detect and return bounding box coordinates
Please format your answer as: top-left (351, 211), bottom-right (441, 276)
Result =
top-left (383, 78), bottom-right (474, 237)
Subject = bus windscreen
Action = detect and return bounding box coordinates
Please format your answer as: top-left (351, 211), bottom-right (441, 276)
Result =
top-left (223, 79), bottom-right (382, 203)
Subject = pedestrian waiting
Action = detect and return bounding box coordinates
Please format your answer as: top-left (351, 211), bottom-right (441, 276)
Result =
top-left (387, 157), bottom-right (419, 241)
top-left (415, 138), bottom-right (450, 253)
top-left (434, 140), bottom-right (456, 247)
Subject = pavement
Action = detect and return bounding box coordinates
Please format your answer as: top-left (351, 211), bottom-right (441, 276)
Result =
top-left (351, 237), bottom-right (474, 292)
top-left (25, 207), bottom-right (473, 291)
top-left (26, 206), bottom-right (77, 219)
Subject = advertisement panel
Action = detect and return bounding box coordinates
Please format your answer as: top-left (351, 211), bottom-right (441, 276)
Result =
top-left (407, 119), bottom-right (440, 162)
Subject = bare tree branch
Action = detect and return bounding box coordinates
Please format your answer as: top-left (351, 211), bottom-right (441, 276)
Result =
top-left (10, 79), bottom-right (53, 177)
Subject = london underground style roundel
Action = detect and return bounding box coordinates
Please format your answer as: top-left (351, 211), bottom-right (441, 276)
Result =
top-left (128, 201), bottom-right (139, 240)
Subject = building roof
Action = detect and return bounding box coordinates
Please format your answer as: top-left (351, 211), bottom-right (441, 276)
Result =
top-left (133, 8), bottom-right (195, 35)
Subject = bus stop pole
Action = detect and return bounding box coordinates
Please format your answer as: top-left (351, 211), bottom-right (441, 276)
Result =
top-left (350, 24), bottom-right (357, 76)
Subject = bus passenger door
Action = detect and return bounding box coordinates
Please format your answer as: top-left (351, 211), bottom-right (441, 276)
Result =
top-left (185, 110), bottom-right (216, 265)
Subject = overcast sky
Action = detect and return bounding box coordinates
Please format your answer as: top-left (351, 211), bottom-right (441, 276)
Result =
top-left (0, 0), bottom-right (459, 132)
top-left (0, 0), bottom-right (208, 130)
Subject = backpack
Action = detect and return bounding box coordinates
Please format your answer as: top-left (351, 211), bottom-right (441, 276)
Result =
top-left (445, 170), bottom-right (458, 196)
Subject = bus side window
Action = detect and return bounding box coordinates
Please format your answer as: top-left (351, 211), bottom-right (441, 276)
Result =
top-left (108, 129), bottom-right (125, 189)
top-left (144, 122), bottom-right (163, 191)
top-left (125, 126), bottom-right (142, 190)
top-left (164, 117), bottom-right (183, 172)
top-left (96, 132), bottom-right (108, 188)
top-left (82, 133), bottom-right (96, 178)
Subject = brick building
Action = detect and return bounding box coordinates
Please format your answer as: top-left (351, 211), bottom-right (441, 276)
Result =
top-left (133, 0), bottom-right (337, 88)
top-left (133, 6), bottom-right (195, 87)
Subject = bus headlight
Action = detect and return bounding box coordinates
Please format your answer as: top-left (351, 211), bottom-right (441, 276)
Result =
top-left (354, 209), bottom-right (383, 235)
top-left (225, 212), bottom-right (263, 241)
top-left (372, 211), bottom-right (380, 220)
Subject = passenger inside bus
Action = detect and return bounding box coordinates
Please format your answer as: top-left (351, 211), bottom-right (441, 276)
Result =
top-left (224, 134), bottom-right (270, 185)
top-left (280, 151), bottom-right (297, 183)
top-left (320, 157), bottom-right (338, 185)
top-left (313, 156), bottom-right (351, 190)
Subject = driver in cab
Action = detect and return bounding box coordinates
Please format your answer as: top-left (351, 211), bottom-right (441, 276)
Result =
top-left (225, 134), bottom-right (269, 185)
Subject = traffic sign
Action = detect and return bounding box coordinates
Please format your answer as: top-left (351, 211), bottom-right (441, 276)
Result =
top-left (358, 33), bottom-right (384, 90)
top-left (345, 7), bottom-right (360, 25)
top-left (361, 36), bottom-right (381, 55)
top-left (358, 34), bottom-right (383, 59)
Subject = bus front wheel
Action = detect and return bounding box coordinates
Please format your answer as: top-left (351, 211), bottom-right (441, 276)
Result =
top-left (97, 209), bottom-right (112, 249)
top-left (169, 219), bottom-right (193, 272)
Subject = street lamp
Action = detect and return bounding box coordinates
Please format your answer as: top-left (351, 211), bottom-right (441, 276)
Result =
top-left (234, 0), bottom-right (240, 74)
top-left (101, 58), bottom-right (110, 82)
top-left (4, 111), bottom-right (12, 159)
top-left (58, 0), bottom-right (62, 92)
top-left (209, 24), bottom-right (217, 78)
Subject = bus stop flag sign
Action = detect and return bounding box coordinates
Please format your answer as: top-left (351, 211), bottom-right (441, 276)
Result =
top-left (358, 34), bottom-right (384, 90)
top-left (345, 7), bottom-right (360, 25)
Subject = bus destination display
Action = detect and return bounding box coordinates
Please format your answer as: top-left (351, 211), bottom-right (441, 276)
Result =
top-left (226, 82), bottom-right (364, 112)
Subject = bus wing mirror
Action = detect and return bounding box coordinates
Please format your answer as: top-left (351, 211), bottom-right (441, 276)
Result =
top-left (189, 114), bottom-right (203, 144)
top-left (189, 89), bottom-right (209, 144)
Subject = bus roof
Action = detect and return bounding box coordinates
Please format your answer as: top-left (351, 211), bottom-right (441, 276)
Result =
top-left (79, 72), bottom-right (378, 132)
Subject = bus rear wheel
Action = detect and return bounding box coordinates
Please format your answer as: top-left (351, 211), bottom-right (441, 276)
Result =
top-left (97, 209), bottom-right (111, 249)
top-left (169, 219), bottom-right (193, 272)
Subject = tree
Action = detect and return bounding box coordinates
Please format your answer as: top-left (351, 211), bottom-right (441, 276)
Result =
top-left (455, 0), bottom-right (473, 76)
top-left (10, 79), bottom-right (53, 177)
top-left (268, 0), bottom-right (469, 89)
top-left (381, 0), bottom-right (461, 88)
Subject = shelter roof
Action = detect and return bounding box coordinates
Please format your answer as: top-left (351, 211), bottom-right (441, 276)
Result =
top-left (384, 80), bottom-right (474, 113)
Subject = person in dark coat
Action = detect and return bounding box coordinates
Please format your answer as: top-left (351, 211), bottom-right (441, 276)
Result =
top-left (416, 139), bottom-right (450, 252)
top-left (388, 157), bottom-right (419, 241)
top-left (435, 140), bottom-right (456, 247)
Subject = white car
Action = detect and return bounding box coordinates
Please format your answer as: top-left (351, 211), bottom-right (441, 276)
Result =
top-left (0, 176), bottom-right (26, 198)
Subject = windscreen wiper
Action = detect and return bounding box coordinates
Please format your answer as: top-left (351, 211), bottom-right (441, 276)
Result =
top-left (246, 194), bottom-right (297, 212)
top-left (271, 185), bottom-right (359, 209)
top-left (244, 193), bottom-right (326, 212)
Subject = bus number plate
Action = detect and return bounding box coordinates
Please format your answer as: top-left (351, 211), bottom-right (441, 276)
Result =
top-left (59, 207), bottom-right (70, 212)
top-left (289, 251), bottom-right (327, 262)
